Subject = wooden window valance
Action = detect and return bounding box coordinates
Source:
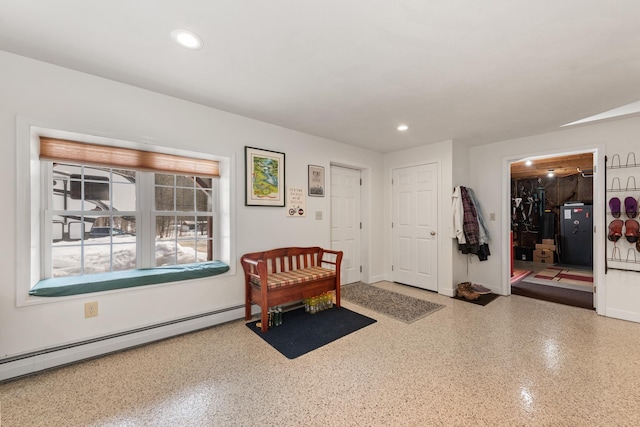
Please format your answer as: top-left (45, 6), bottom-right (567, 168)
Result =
top-left (39, 137), bottom-right (219, 177)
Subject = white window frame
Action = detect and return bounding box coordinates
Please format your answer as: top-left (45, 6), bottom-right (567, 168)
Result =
top-left (45, 163), bottom-right (141, 276)
top-left (148, 172), bottom-right (219, 267)
top-left (16, 117), bottom-right (235, 306)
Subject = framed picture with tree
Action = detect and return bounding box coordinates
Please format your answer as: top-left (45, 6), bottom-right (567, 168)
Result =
top-left (245, 146), bottom-right (285, 206)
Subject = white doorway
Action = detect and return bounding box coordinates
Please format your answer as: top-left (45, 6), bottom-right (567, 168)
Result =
top-left (391, 163), bottom-right (439, 291)
top-left (331, 165), bottom-right (361, 285)
top-left (505, 148), bottom-right (603, 313)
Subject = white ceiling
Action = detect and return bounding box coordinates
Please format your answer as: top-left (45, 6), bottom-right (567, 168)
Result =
top-left (2, 1), bottom-right (640, 153)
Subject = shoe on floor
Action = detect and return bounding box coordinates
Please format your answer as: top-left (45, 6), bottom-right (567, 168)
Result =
top-left (471, 284), bottom-right (492, 295)
top-left (456, 282), bottom-right (479, 300)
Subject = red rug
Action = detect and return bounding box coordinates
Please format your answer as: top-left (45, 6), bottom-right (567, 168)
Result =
top-left (533, 267), bottom-right (593, 287)
top-left (511, 269), bottom-right (532, 285)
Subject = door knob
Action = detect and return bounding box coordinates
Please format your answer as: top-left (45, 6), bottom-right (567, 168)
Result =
top-left (430, 231), bottom-right (436, 236)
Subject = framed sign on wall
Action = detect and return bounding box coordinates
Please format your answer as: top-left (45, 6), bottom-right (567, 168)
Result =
top-left (308, 165), bottom-right (325, 197)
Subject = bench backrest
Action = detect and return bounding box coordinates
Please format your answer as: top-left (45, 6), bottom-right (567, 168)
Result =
top-left (241, 246), bottom-right (329, 275)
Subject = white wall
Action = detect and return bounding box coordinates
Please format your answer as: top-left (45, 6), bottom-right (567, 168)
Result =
top-left (451, 140), bottom-right (472, 287)
top-left (0, 51), bottom-right (385, 360)
top-left (468, 115), bottom-right (640, 323)
top-left (4, 46), bottom-right (640, 374)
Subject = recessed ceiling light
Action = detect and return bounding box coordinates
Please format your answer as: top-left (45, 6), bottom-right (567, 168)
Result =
top-left (397, 124), bottom-right (409, 131)
top-left (547, 170), bottom-right (555, 177)
top-left (525, 160), bottom-right (533, 166)
top-left (171, 29), bottom-right (203, 50)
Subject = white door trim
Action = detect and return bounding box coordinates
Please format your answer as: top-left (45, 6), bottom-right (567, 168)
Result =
top-left (330, 165), bottom-right (361, 284)
top-left (330, 162), bottom-right (372, 284)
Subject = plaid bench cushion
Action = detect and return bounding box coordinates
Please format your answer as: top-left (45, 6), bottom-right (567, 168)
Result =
top-left (250, 266), bottom-right (336, 289)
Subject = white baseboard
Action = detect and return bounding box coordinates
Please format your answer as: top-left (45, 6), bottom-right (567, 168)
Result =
top-left (603, 307), bottom-right (640, 324)
top-left (368, 274), bottom-right (388, 284)
top-left (440, 287), bottom-right (456, 297)
top-left (1, 305), bottom-right (253, 382)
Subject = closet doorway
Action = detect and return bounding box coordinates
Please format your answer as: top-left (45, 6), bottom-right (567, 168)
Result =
top-left (509, 151), bottom-right (595, 309)
top-left (330, 165), bottom-right (362, 285)
top-left (391, 162), bottom-right (439, 292)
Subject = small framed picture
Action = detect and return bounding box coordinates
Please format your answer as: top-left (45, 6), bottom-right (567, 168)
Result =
top-left (245, 146), bottom-right (286, 206)
top-left (308, 165), bottom-right (325, 197)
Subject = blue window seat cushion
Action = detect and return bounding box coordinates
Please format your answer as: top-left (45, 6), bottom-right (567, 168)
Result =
top-left (29, 261), bottom-right (230, 297)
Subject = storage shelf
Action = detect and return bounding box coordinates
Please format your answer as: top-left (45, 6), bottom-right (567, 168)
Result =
top-left (607, 153), bottom-right (639, 170)
top-left (606, 165), bottom-right (639, 170)
top-left (605, 152), bottom-right (640, 273)
top-left (609, 247), bottom-right (640, 263)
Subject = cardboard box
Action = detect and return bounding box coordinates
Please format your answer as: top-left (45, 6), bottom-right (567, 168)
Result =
top-left (542, 239), bottom-right (554, 245)
top-left (535, 243), bottom-right (556, 251)
top-left (533, 248), bottom-right (554, 263)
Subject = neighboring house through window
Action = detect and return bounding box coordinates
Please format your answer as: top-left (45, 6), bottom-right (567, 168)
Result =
top-left (48, 163), bottom-right (217, 277)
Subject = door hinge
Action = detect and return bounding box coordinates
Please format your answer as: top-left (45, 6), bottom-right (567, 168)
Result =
top-left (391, 265), bottom-right (394, 271)
top-left (360, 222), bottom-right (362, 229)
top-left (391, 222), bottom-right (394, 228)
top-left (360, 266), bottom-right (362, 273)
top-left (594, 286), bottom-right (596, 293)
top-left (360, 178), bottom-right (362, 186)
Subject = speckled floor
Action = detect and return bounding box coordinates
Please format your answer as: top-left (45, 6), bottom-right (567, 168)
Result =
top-left (2, 281), bottom-right (640, 426)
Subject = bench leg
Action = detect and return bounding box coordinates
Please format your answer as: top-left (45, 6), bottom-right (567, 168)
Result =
top-left (245, 282), bottom-right (252, 321)
top-left (260, 305), bottom-right (268, 332)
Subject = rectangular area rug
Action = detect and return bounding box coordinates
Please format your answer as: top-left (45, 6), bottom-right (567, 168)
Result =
top-left (512, 280), bottom-right (594, 310)
top-left (246, 306), bottom-right (376, 359)
top-left (527, 266), bottom-right (593, 291)
top-left (511, 269), bottom-right (532, 285)
top-left (452, 292), bottom-right (500, 306)
top-left (341, 282), bottom-right (445, 323)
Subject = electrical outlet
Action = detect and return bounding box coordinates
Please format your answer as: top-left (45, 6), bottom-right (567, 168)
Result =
top-left (84, 301), bottom-right (98, 318)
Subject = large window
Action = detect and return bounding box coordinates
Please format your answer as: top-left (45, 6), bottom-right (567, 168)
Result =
top-left (16, 121), bottom-right (233, 301)
top-left (48, 163), bottom-right (217, 278)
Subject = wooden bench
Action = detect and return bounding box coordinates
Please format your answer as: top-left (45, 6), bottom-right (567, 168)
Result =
top-left (241, 247), bottom-right (343, 332)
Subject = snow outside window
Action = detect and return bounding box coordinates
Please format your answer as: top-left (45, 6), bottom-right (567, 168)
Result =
top-left (46, 162), bottom-right (218, 279)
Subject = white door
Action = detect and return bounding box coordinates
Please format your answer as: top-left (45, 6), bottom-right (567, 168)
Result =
top-left (331, 165), bottom-right (361, 285)
top-left (392, 163), bottom-right (438, 291)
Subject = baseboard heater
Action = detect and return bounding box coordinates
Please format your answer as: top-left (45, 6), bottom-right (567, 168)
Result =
top-left (0, 304), bottom-right (251, 382)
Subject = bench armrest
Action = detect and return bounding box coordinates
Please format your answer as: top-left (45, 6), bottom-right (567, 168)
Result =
top-left (241, 257), bottom-right (268, 282)
top-left (241, 258), bottom-right (261, 268)
top-left (319, 249), bottom-right (343, 270)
